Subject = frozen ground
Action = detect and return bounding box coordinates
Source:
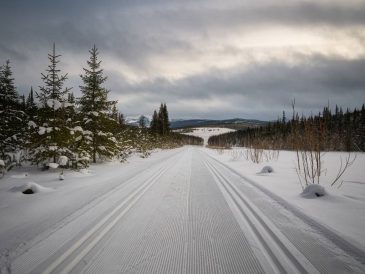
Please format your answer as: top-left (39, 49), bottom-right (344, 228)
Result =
top-left (0, 147), bottom-right (364, 273)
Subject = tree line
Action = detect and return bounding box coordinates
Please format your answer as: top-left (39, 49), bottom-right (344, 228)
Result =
top-left (0, 44), bottom-right (203, 171)
top-left (208, 104), bottom-right (365, 152)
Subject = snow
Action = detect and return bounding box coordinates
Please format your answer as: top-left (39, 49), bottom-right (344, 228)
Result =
top-left (9, 182), bottom-right (53, 194)
top-left (10, 173), bottom-right (29, 178)
top-left (258, 165), bottom-right (274, 174)
top-left (48, 163), bottom-right (59, 169)
top-left (28, 121), bottom-right (37, 128)
top-left (0, 160), bottom-right (4, 167)
top-left (46, 99), bottom-right (62, 110)
top-left (301, 184), bottom-right (326, 198)
top-left (58, 156), bottom-right (68, 166)
top-left (176, 127), bottom-right (235, 146)
top-left (0, 147), bottom-right (364, 272)
top-left (205, 147), bottom-right (365, 248)
top-left (73, 126), bottom-right (83, 132)
top-left (38, 127), bottom-right (46, 135)
top-left (38, 127), bottom-right (52, 135)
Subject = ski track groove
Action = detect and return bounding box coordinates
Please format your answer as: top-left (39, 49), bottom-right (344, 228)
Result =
top-left (10, 150), bottom-right (183, 274)
top-left (8, 147), bottom-right (365, 273)
top-left (204, 151), bottom-right (365, 274)
top-left (47, 163), bottom-right (172, 274)
top-left (12, 150), bottom-right (184, 274)
top-left (204, 158), bottom-right (313, 274)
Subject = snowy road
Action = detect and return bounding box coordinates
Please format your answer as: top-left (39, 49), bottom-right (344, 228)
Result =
top-left (6, 147), bottom-right (365, 273)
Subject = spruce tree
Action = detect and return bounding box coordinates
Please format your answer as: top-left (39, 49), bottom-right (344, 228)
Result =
top-left (28, 44), bottom-right (74, 165)
top-left (162, 103), bottom-right (170, 134)
top-left (0, 60), bottom-right (27, 164)
top-left (150, 110), bottom-right (158, 133)
top-left (26, 86), bottom-right (37, 119)
top-left (78, 45), bottom-right (119, 163)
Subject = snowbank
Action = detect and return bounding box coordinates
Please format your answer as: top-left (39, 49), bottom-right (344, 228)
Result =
top-left (10, 182), bottom-right (53, 194)
top-left (258, 165), bottom-right (274, 174)
top-left (301, 184), bottom-right (326, 198)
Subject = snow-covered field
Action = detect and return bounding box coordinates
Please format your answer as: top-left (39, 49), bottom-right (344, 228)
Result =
top-left (0, 146), bottom-right (364, 273)
top-left (178, 127), bottom-right (235, 145)
top-left (205, 147), bottom-right (365, 248)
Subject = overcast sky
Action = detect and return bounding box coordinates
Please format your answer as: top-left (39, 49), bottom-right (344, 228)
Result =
top-left (1, 0), bottom-right (365, 120)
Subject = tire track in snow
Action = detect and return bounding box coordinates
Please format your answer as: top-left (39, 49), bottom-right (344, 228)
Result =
top-left (204, 158), bottom-right (318, 274)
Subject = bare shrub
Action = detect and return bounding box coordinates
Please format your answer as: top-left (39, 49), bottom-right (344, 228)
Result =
top-left (331, 153), bottom-right (357, 187)
top-left (248, 145), bottom-right (264, 164)
top-left (230, 149), bottom-right (244, 161)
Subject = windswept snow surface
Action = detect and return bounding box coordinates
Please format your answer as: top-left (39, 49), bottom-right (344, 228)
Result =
top-left (178, 127), bottom-right (235, 146)
top-left (0, 147), bottom-right (364, 273)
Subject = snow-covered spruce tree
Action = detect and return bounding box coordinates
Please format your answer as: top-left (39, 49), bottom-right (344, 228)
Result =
top-left (0, 60), bottom-right (27, 166)
top-left (78, 45), bottom-right (119, 163)
top-left (62, 91), bottom-right (91, 168)
top-left (28, 44), bottom-right (74, 166)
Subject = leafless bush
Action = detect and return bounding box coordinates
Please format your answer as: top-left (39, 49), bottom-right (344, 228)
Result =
top-left (263, 149), bottom-right (280, 161)
top-left (247, 145), bottom-right (264, 163)
top-left (230, 149), bottom-right (245, 161)
top-left (331, 153), bottom-right (357, 187)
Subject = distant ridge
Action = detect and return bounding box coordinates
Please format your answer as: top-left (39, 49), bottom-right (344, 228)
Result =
top-left (170, 118), bottom-right (267, 129)
top-left (125, 116), bottom-right (267, 129)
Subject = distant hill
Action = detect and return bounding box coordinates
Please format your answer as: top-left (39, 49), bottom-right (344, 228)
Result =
top-left (125, 116), bottom-right (267, 129)
top-left (170, 118), bottom-right (267, 129)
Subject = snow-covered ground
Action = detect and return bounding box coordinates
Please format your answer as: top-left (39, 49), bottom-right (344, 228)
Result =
top-left (0, 146), bottom-right (364, 273)
top-left (205, 147), bottom-right (365, 249)
top-left (177, 127), bottom-right (235, 145)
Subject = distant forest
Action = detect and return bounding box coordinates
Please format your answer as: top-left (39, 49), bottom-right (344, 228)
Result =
top-left (208, 105), bottom-right (365, 152)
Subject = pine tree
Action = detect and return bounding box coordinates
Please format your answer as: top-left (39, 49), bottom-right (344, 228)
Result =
top-left (0, 60), bottom-right (27, 164)
top-left (150, 110), bottom-right (158, 133)
top-left (28, 44), bottom-right (74, 165)
top-left (162, 103), bottom-right (170, 135)
top-left (78, 45), bottom-right (119, 163)
top-left (26, 86), bottom-right (37, 119)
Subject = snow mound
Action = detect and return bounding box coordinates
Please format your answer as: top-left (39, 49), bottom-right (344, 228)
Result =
top-left (48, 163), bottom-right (59, 169)
top-left (301, 184), bottom-right (326, 198)
top-left (10, 182), bottom-right (53, 195)
top-left (258, 166), bottom-right (274, 174)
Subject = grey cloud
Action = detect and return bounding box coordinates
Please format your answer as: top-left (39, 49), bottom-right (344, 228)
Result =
top-left (113, 55), bottom-right (365, 119)
top-left (1, 0), bottom-right (365, 120)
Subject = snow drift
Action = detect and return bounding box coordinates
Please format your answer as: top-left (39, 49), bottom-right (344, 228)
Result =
top-left (301, 184), bottom-right (326, 198)
top-left (9, 182), bottom-right (53, 195)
